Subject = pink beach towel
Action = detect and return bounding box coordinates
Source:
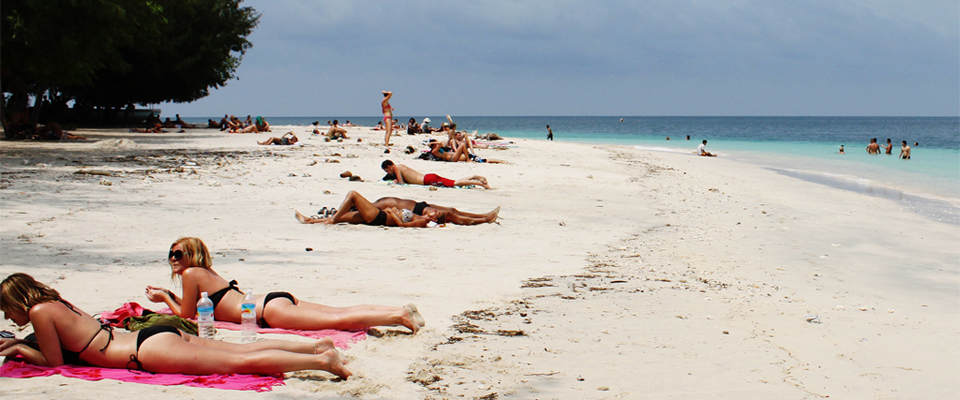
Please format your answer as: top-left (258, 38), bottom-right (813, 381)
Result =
top-left (0, 359), bottom-right (284, 392)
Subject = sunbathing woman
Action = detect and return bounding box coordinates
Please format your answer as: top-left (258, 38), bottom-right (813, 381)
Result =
top-left (145, 238), bottom-right (423, 335)
top-left (295, 191), bottom-right (444, 227)
top-left (0, 273), bottom-right (350, 378)
top-left (258, 132), bottom-right (298, 146)
top-left (296, 192), bottom-right (497, 226)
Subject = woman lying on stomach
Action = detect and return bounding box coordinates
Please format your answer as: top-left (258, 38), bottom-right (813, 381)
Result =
top-left (145, 237), bottom-right (423, 333)
top-left (0, 273), bottom-right (351, 378)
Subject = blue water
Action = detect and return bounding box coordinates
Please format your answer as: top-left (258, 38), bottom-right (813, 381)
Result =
top-left (184, 116), bottom-right (960, 223)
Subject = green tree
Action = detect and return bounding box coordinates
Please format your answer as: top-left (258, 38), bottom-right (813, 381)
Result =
top-left (1, 0), bottom-right (259, 136)
top-left (68, 0), bottom-right (260, 108)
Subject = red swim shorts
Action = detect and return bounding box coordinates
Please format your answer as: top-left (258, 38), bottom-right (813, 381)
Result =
top-left (423, 173), bottom-right (455, 187)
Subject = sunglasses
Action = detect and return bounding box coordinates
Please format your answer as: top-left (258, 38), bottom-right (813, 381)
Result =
top-left (168, 250), bottom-right (184, 261)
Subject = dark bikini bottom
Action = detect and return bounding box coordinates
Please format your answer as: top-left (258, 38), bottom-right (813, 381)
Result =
top-left (129, 325), bottom-right (182, 372)
top-left (258, 291), bottom-right (296, 328)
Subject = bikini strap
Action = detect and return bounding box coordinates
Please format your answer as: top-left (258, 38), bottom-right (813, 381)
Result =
top-left (75, 324), bottom-right (114, 355)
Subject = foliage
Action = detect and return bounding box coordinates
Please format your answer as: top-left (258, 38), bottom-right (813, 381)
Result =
top-left (1, 0), bottom-right (259, 123)
top-left (66, 0), bottom-right (260, 107)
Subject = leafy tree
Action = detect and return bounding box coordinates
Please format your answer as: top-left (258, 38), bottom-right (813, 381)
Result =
top-left (1, 0), bottom-right (259, 136)
top-left (68, 0), bottom-right (260, 108)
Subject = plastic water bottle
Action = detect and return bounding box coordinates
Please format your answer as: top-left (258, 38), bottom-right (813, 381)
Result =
top-left (197, 291), bottom-right (216, 340)
top-left (240, 290), bottom-right (257, 343)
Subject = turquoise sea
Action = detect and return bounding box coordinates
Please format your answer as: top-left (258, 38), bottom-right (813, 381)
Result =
top-left (184, 116), bottom-right (960, 224)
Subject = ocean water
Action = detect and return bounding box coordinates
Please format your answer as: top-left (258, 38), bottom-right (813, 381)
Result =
top-left (184, 116), bottom-right (960, 224)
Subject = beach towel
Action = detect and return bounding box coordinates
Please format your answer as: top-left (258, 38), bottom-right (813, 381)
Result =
top-left (0, 358), bottom-right (284, 392)
top-left (102, 303), bottom-right (366, 347)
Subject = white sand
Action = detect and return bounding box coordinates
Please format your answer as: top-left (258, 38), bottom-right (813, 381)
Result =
top-left (1, 126), bottom-right (957, 399)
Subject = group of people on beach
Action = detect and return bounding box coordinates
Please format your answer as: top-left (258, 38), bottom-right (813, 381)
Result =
top-left (856, 137), bottom-right (913, 159)
top-left (0, 236), bottom-right (432, 379)
top-left (214, 114), bottom-right (271, 133)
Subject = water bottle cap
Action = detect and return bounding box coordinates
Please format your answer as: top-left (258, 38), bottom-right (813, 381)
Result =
top-left (201, 291), bottom-right (208, 297)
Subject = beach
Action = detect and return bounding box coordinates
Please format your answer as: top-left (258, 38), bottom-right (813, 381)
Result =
top-left (1, 126), bottom-right (957, 399)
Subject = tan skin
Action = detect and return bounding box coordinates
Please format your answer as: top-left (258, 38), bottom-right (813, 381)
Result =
top-left (384, 162), bottom-right (490, 189)
top-left (296, 191), bottom-right (442, 228)
top-left (382, 91), bottom-right (394, 146)
top-left (0, 297), bottom-right (350, 378)
top-left (146, 242), bottom-right (420, 333)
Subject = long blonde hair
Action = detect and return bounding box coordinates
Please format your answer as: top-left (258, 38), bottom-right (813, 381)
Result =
top-left (0, 273), bottom-right (65, 316)
top-left (169, 237), bottom-right (213, 282)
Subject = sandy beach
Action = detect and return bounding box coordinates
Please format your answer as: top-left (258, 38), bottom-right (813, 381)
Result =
top-left (1, 126), bottom-right (957, 399)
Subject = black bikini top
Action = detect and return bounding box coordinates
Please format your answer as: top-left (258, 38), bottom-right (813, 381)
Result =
top-left (61, 301), bottom-right (114, 364)
top-left (207, 280), bottom-right (242, 309)
top-left (413, 201), bottom-right (429, 216)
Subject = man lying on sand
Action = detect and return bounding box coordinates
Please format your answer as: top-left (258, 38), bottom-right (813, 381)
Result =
top-left (296, 191), bottom-right (500, 226)
top-left (381, 159), bottom-right (490, 189)
top-left (258, 132), bottom-right (298, 146)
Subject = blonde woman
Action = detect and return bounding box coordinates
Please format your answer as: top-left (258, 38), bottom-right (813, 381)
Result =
top-left (0, 273), bottom-right (350, 378)
top-left (145, 238), bottom-right (423, 333)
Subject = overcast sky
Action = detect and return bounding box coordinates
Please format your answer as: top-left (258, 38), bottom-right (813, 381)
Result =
top-left (163, 0), bottom-right (959, 118)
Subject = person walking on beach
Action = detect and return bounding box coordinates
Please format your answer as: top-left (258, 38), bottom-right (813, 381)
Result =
top-left (866, 138), bottom-right (881, 154)
top-left (883, 138), bottom-right (893, 154)
top-left (697, 140), bottom-right (717, 157)
top-left (899, 141), bottom-right (911, 160)
top-left (381, 91), bottom-right (394, 146)
top-left (546, 125), bottom-right (553, 141)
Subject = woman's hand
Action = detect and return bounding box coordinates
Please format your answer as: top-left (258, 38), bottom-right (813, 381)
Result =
top-left (145, 286), bottom-right (170, 303)
top-left (0, 338), bottom-right (25, 357)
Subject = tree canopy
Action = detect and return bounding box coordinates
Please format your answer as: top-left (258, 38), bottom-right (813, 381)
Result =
top-left (1, 0), bottom-right (259, 131)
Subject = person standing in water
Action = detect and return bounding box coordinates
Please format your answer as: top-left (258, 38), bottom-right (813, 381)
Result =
top-left (381, 91), bottom-right (394, 146)
top-left (899, 141), bottom-right (911, 160)
top-left (839, 145), bottom-right (845, 154)
top-left (882, 138), bottom-right (893, 154)
top-left (546, 125), bottom-right (553, 141)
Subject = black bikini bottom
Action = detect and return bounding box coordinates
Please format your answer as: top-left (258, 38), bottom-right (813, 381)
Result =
top-left (258, 291), bottom-right (296, 328)
top-left (129, 325), bottom-right (182, 372)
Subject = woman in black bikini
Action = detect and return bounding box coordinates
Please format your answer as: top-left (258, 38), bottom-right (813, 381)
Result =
top-left (145, 238), bottom-right (423, 333)
top-left (295, 190), bottom-right (445, 227)
top-left (0, 273), bottom-right (350, 378)
top-left (295, 192), bottom-right (499, 226)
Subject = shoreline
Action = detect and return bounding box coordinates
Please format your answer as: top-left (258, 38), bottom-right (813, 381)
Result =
top-left (1, 126), bottom-right (957, 398)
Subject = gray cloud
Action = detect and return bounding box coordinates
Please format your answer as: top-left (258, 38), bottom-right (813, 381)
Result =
top-left (163, 0), bottom-right (958, 117)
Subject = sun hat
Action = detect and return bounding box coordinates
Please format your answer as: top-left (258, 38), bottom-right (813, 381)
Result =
top-left (423, 118), bottom-right (431, 123)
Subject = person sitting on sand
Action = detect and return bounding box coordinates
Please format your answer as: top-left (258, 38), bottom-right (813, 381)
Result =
top-left (173, 114), bottom-right (196, 128)
top-left (899, 141), bottom-right (911, 160)
top-left (255, 116), bottom-right (271, 132)
top-left (295, 191), bottom-right (444, 228)
top-left (407, 118), bottom-right (421, 135)
top-left (1, 273), bottom-right (351, 379)
top-left (258, 132), bottom-right (298, 146)
top-left (326, 120), bottom-right (350, 140)
top-left (421, 118), bottom-right (435, 133)
top-left (145, 237), bottom-right (424, 335)
top-left (207, 119), bottom-right (220, 129)
top-left (697, 140), bottom-right (717, 157)
top-left (381, 159), bottom-right (490, 189)
top-left (218, 114), bottom-right (230, 131)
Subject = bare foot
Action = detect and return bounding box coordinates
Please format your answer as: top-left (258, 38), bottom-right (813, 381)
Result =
top-left (313, 337), bottom-right (336, 355)
top-left (318, 348), bottom-right (352, 379)
top-left (405, 303), bottom-right (426, 327)
top-left (399, 309), bottom-right (419, 334)
top-left (295, 210), bottom-right (311, 224)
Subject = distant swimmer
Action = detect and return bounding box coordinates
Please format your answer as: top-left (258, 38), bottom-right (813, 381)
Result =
top-left (899, 141), bottom-right (911, 160)
top-left (883, 138), bottom-right (893, 154)
top-left (697, 140), bottom-right (717, 157)
top-left (686, 135), bottom-right (691, 140)
top-left (546, 125), bottom-right (553, 141)
top-left (620, 118), bottom-right (624, 122)
top-left (839, 145), bottom-right (845, 154)
top-left (866, 138), bottom-right (881, 154)
top-left (666, 136), bottom-right (670, 140)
